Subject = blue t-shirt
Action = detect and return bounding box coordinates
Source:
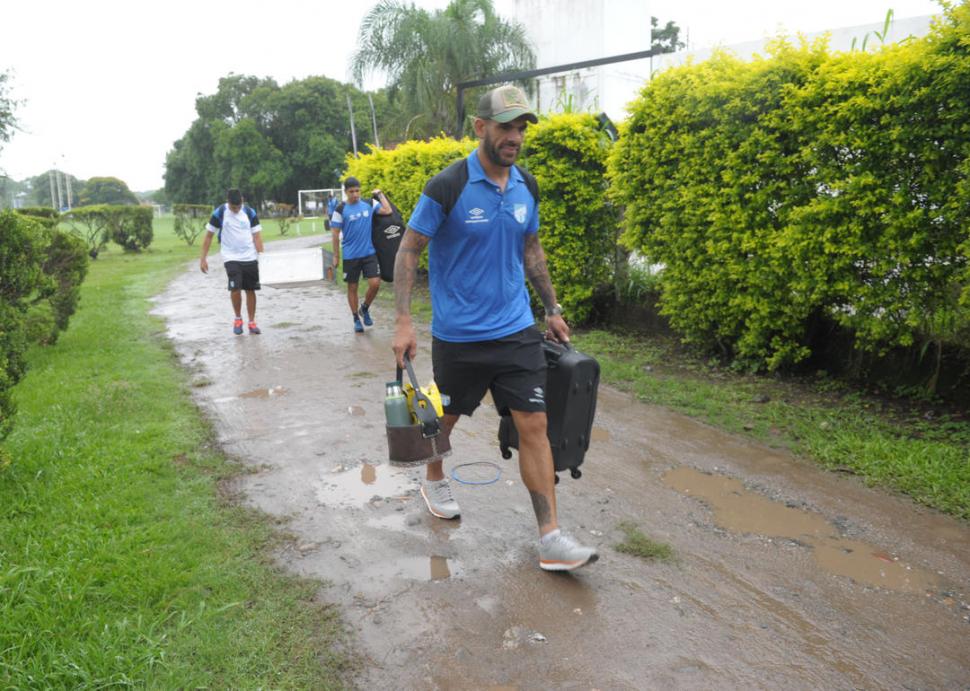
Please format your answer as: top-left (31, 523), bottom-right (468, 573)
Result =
top-left (408, 150), bottom-right (539, 342)
top-left (331, 199), bottom-right (379, 260)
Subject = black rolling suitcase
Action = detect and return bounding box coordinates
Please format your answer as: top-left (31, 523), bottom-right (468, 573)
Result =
top-left (498, 340), bottom-right (600, 481)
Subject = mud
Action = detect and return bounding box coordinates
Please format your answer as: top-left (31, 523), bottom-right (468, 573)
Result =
top-left (153, 235), bottom-right (970, 690)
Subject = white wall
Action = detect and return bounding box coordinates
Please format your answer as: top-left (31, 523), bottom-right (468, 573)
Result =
top-left (499, 1), bottom-right (936, 123)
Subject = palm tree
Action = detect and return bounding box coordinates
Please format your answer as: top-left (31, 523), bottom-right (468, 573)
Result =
top-left (351, 0), bottom-right (535, 139)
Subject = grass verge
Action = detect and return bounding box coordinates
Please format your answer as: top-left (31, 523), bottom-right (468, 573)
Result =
top-left (614, 522), bottom-right (674, 561)
top-left (572, 329), bottom-right (970, 520)
top-left (0, 219), bottom-right (350, 687)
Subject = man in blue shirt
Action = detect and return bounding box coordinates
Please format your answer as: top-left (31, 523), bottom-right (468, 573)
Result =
top-left (330, 177), bottom-right (392, 332)
top-left (392, 85), bottom-right (598, 572)
top-left (325, 192), bottom-right (337, 231)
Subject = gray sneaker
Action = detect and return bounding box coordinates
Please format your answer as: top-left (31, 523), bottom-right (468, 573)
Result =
top-left (539, 531), bottom-right (599, 571)
top-left (420, 479), bottom-right (460, 519)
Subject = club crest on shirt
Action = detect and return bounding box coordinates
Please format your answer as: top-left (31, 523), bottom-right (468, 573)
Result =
top-left (514, 203), bottom-right (527, 224)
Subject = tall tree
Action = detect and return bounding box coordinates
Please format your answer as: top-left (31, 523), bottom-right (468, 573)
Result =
top-left (0, 70), bottom-right (18, 156)
top-left (79, 177), bottom-right (139, 206)
top-left (651, 16), bottom-right (686, 54)
top-left (351, 0), bottom-right (535, 138)
top-left (164, 74), bottom-right (400, 206)
top-left (25, 170), bottom-right (84, 208)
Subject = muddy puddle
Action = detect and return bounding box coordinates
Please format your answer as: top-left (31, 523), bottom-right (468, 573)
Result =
top-left (239, 385), bottom-right (288, 399)
top-left (663, 467), bottom-right (939, 594)
top-left (316, 461), bottom-right (414, 508)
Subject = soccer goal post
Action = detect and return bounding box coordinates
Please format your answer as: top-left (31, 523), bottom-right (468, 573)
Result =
top-left (297, 188), bottom-right (342, 218)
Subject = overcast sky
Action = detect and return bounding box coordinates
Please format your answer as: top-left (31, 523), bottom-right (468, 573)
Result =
top-left (0, 0), bottom-right (943, 191)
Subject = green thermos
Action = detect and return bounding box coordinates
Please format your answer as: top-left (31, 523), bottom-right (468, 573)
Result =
top-left (384, 381), bottom-right (411, 427)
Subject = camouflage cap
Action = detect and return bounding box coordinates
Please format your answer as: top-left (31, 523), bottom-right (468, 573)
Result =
top-left (476, 85), bottom-right (538, 124)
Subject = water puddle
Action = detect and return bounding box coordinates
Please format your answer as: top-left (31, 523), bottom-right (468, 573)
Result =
top-left (385, 555), bottom-right (454, 581)
top-left (315, 462), bottom-right (414, 507)
top-left (663, 467), bottom-right (938, 594)
top-left (240, 385), bottom-right (288, 399)
top-left (591, 426), bottom-right (611, 442)
top-left (348, 405), bottom-right (366, 416)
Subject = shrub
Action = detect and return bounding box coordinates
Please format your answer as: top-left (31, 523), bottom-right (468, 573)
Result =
top-left (274, 203), bottom-right (296, 236)
top-left (64, 205), bottom-right (110, 258)
top-left (105, 205), bottom-right (154, 251)
top-left (15, 207), bottom-right (60, 229)
top-left (610, 6), bottom-right (970, 374)
top-left (344, 136), bottom-right (476, 223)
top-left (173, 203), bottom-right (211, 246)
top-left (520, 113), bottom-right (618, 323)
top-left (0, 211), bottom-right (41, 441)
top-left (31, 225), bottom-right (88, 343)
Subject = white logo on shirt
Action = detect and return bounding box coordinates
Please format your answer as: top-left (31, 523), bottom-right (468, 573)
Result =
top-left (514, 203), bottom-right (527, 223)
top-left (466, 207), bottom-right (488, 224)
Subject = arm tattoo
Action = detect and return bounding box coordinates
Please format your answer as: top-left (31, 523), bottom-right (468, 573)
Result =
top-left (394, 228), bottom-right (429, 317)
top-left (529, 490), bottom-right (553, 527)
top-left (523, 234), bottom-right (557, 311)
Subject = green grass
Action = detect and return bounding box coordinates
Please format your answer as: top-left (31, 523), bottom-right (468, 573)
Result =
top-left (614, 522), bottom-right (674, 561)
top-left (0, 218), bottom-right (350, 687)
top-left (573, 329), bottom-right (970, 520)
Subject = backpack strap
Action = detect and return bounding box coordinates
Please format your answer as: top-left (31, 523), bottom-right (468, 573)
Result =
top-left (516, 165), bottom-right (539, 205)
top-left (424, 158), bottom-right (470, 220)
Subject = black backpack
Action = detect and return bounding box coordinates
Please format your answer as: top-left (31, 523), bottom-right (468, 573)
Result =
top-left (370, 196), bottom-right (404, 282)
top-left (334, 196), bottom-right (404, 282)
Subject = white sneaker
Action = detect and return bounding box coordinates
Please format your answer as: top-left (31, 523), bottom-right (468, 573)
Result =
top-left (539, 531), bottom-right (599, 571)
top-left (420, 479), bottom-right (460, 519)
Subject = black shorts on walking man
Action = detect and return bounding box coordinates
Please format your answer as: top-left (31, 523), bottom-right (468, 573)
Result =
top-left (331, 177), bottom-right (392, 333)
top-left (392, 84), bottom-right (598, 572)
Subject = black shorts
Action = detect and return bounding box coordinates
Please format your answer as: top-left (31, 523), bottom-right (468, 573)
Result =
top-left (432, 326), bottom-right (547, 417)
top-left (224, 260), bottom-right (260, 291)
top-left (343, 254), bottom-right (380, 283)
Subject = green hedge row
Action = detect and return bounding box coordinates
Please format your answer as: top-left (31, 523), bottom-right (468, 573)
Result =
top-left (63, 205), bottom-right (155, 257)
top-left (1, 211), bottom-right (89, 443)
top-left (610, 7), bottom-right (970, 371)
top-left (173, 203), bottom-right (212, 246)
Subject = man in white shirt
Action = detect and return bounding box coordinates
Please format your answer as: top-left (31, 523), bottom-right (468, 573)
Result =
top-left (199, 188), bottom-right (265, 334)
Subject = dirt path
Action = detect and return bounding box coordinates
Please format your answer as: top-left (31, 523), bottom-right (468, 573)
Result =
top-left (154, 235), bottom-right (970, 690)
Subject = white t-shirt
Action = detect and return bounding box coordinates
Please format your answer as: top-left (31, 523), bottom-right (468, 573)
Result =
top-left (206, 204), bottom-right (262, 262)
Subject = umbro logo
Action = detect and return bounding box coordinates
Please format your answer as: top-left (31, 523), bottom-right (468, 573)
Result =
top-left (465, 207), bottom-right (488, 224)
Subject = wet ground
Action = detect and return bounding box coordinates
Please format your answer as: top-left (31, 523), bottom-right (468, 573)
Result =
top-left (154, 235), bottom-right (970, 690)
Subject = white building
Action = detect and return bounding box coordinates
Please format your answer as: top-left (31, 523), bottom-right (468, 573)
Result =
top-left (502, 0), bottom-right (937, 123)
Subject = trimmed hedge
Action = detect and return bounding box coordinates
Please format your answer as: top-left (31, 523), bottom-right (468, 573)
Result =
top-left (610, 7), bottom-right (970, 372)
top-left (520, 113), bottom-right (618, 323)
top-left (173, 203), bottom-right (212, 246)
top-left (64, 205), bottom-right (111, 258)
top-left (15, 207), bottom-right (60, 229)
top-left (106, 205), bottom-right (154, 251)
top-left (1, 211), bottom-right (89, 443)
top-left (344, 136), bottom-right (475, 223)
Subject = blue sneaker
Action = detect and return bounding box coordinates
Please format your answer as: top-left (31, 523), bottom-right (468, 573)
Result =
top-left (353, 316), bottom-right (364, 333)
top-left (359, 303), bottom-right (373, 327)
top-left (233, 317), bottom-right (244, 335)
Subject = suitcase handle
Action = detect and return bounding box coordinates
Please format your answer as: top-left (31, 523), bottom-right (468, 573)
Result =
top-left (396, 354), bottom-right (441, 439)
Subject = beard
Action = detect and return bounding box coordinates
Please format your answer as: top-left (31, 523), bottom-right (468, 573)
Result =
top-left (483, 130), bottom-right (519, 167)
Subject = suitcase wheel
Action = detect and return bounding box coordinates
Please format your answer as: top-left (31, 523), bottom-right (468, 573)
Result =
top-left (570, 467), bottom-right (582, 480)
top-left (501, 447), bottom-right (512, 460)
